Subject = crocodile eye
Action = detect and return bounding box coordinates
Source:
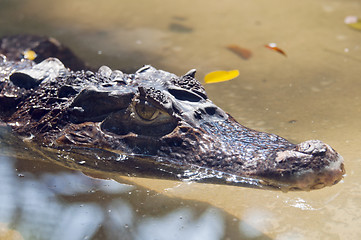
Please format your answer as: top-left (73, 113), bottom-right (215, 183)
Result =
top-left (101, 99), bottom-right (177, 136)
top-left (135, 101), bottom-right (160, 121)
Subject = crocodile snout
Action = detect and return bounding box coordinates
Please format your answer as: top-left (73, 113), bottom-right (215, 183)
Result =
top-left (260, 140), bottom-right (345, 191)
top-left (291, 140), bottom-right (345, 190)
top-left (296, 140), bottom-right (345, 189)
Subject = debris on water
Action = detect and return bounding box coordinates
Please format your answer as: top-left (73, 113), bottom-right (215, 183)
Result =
top-left (344, 16), bottom-right (361, 31)
top-left (226, 44), bottom-right (252, 60)
top-left (288, 120), bottom-right (297, 124)
top-left (204, 70), bottom-right (240, 84)
top-left (22, 49), bottom-right (37, 60)
top-left (169, 23), bottom-right (193, 33)
top-left (265, 43), bottom-right (287, 56)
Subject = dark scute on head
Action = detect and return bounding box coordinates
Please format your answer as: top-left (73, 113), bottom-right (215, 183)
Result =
top-left (9, 58), bottom-right (65, 89)
top-left (29, 107), bottom-right (50, 120)
top-left (168, 88), bottom-right (203, 102)
top-left (171, 70), bottom-right (208, 100)
top-left (57, 85), bottom-right (79, 98)
top-left (138, 86), bottom-right (169, 105)
top-left (69, 89), bottom-right (133, 123)
top-left (9, 72), bottom-right (39, 90)
top-left (205, 106), bottom-right (217, 115)
top-left (0, 93), bottom-right (22, 116)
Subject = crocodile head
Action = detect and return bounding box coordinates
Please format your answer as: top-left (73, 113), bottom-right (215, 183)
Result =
top-left (45, 64), bottom-right (343, 191)
top-left (1, 55), bottom-right (345, 191)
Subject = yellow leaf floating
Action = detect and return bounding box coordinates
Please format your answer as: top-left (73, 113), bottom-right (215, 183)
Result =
top-left (345, 16), bottom-right (361, 31)
top-left (204, 70), bottom-right (239, 84)
top-left (23, 49), bottom-right (37, 61)
top-left (348, 22), bottom-right (361, 31)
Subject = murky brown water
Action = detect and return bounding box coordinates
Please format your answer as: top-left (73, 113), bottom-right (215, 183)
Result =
top-left (1, 0), bottom-right (361, 239)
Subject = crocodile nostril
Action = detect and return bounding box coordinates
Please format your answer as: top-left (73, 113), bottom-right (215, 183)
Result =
top-left (340, 163), bottom-right (346, 175)
top-left (312, 150), bottom-right (327, 157)
top-left (297, 140), bottom-right (327, 154)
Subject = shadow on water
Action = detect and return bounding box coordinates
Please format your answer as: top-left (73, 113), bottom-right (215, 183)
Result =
top-left (0, 2), bottom-right (167, 74)
top-left (0, 125), bottom-right (272, 240)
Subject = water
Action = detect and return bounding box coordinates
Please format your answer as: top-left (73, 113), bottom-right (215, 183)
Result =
top-left (0, 0), bottom-right (360, 239)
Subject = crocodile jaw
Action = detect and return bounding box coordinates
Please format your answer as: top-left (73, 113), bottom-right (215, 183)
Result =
top-left (258, 140), bottom-right (345, 191)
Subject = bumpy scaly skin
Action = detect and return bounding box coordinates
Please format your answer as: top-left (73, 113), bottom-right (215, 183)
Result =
top-left (0, 35), bottom-right (345, 191)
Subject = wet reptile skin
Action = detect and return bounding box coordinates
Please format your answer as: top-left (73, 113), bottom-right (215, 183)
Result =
top-left (0, 35), bottom-right (345, 191)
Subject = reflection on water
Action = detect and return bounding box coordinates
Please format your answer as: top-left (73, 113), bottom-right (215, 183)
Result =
top-left (0, 127), bottom-right (270, 240)
top-left (0, 153), bottom-right (262, 240)
top-left (0, 0), bottom-right (361, 239)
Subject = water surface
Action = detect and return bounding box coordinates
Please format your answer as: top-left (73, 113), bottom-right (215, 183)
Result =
top-left (0, 0), bottom-right (360, 239)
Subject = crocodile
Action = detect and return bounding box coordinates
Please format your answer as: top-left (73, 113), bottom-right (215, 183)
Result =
top-left (0, 35), bottom-right (345, 191)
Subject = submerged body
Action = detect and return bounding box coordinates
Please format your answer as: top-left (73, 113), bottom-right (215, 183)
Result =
top-left (0, 35), bottom-right (345, 191)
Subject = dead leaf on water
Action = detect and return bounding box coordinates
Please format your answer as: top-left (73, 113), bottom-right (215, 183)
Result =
top-left (265, 43), bottom-right (287, 56)
top-left (204, 70), bottom-right (239, 84)
top-left (226, 44), bottom-right (252, 60)
top-left (168, 23), bottom-right (193, 33)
